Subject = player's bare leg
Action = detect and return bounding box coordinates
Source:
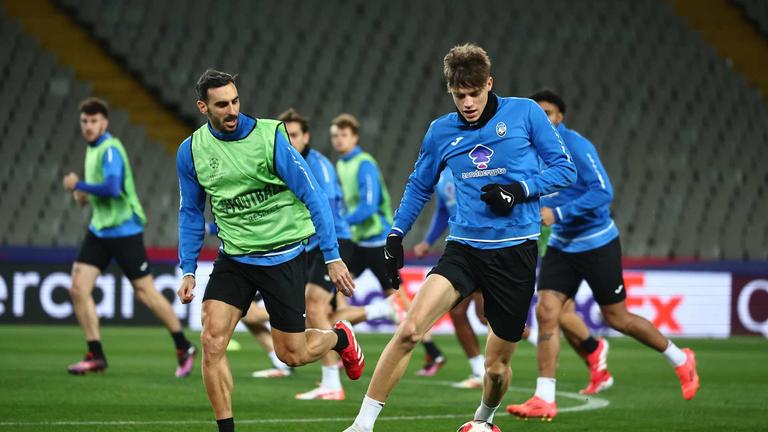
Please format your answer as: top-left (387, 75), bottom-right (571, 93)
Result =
top-left (271, 325), bottom-right (341, 366)
top-left (348, 275), bottom-right (460, 431)
top-left (599, 301), bottom-right (699, 399)
top-left (506, 290), bottom-right (564, 420)
top-left (450, 293), bottom-right (486, 388)
top-left (132, 275), bottom-right (196, 377)
top-left (67, 262), bottom-right (106, 374)
top-left (69, 262), bottom-right (101, 341)
top-left (242, 303), bottom-right (292, 378)
top-left (536, 290), bottom-right (568, 377)
top-left (296, 284), bottom-right (344, 400)
top-left (452, 296), bottom-right (481, 358)
top-left (389, 287), bottom-right (446, 375)
top-left (559, 299), bottom-right (613, 394)
top-left (600, 301), bottom-right (667, 350)
top-left (473, 327), bottom-right (515, 424)
top-left (559, 300), bottom-right (590, 356)
top-left (131, 275), bottom-right (183, 333)
top-left (201, 300), bottom-right (241, 422)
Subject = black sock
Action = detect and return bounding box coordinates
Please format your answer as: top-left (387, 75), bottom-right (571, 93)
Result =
top-left (87, 340), bottom-right (105, 359)
top-left (216, 417), bottom-right (234, 432)
top-left (171, 331), bottom-right (191, 351)
top-left (580, 336), bottom-right (599, 355)
top-left (332, 328), bottom-right (349, 352)
top-left (423, 341), bottom-right (442, 359)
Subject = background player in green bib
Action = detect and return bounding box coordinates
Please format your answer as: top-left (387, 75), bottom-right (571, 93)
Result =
top-left (62, 98), bottom-right (196, 377)
top-left (332, 114), bottom-right (447, 375)
top-left (176, 70), bottom-right (361, 432)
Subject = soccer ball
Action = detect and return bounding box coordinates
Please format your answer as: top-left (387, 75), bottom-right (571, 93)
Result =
top-left (456, 420), bottom-right (502, 432)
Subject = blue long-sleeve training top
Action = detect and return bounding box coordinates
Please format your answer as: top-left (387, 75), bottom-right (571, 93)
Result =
top-left (177, 113), bottom-right (340, 275)
top-left (76, 132), bottom-right (143, 238)
top-left (541, 123), bottom-right (618, 253)
top-left (303, 146), bottom-right (352, 251)
top-left (422, 167), bottom-right (457, 245)
top-left (392, 94), bottom-right (576, 249)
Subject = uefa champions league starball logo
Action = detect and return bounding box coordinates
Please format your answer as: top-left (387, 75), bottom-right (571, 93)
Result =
top-left (496, 121), bottom-right (507, 137)
top-left (469, 144), bottom-right (493, 170)
top-left (208, 157), bottom-right (220, 171)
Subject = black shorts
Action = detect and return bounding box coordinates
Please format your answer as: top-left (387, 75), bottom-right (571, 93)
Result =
top-left (537, 236), bottom-right (625, 306)
top-left (75, 231), bottom-right (152, 280)
top-left (428, 240), bottom-right (538, 342)
top-left (307, 239), bottom-right (355, 293)
top-left (348, 243), bottom-right (398, 291)
top-left (203, 252), bottom-right (307, 333)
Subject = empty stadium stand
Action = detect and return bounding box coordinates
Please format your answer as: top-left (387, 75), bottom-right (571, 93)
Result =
top-left (734, 0), bottom-right (768, 36)
top-left (2, 0), bottom-right (767, 260)
top-left (0, 6), bottom-right (184, 247)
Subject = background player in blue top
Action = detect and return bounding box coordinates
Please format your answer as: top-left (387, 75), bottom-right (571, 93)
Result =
top-left (508, 90), bottom-right (700, 421)
top-left (62, 97), bottom-right (195, 378)
top-left (278, 109), bottom-right (398, 401)
top-left (344, 44), bottom-right (577, 432)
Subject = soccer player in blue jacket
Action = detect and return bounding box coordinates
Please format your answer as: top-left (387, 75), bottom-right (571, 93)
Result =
top-left (344, 44), bottom-right (577, 432)
top-left (507, 90), bottom-right (700, 421)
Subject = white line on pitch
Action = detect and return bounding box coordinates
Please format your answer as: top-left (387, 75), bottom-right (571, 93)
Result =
top-left (0, 384), bottom-right (608, 427)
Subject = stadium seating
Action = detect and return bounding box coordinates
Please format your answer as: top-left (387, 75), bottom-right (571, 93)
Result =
top-left (0, 7), bottom-right (185, 247)
top-left (2, 0), bottom-right (767, 260)
top-left (733, 0), bottom-right (768, 36)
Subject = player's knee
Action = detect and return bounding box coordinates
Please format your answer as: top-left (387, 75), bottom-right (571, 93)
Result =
top-left (484, 359), bottom-right (510, 384)
top-left (200, 328), bottom-right (228, 360)
top-left (602, 308), bottom-right (629, 332)
top-left (305, 299), bottom-right (329, 323)
top-left (536, 301), bottom-right (559, 327)
top-left (69, 280), bottom-right (90, 300)
top-left (275, 346), bottom-right (305, 367)
top-left (395, 321), bottom-right (422, 351)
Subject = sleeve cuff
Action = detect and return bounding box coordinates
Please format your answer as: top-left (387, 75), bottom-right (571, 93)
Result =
top-left (74, 181), bottom-right (86, 191)
top-left (182, 272), bottom-right (195, 278)
top-left (390, 227), bottom-right (404, 236)
top-left (322, 248), bottom-right (341, 263)
top-left (554, 207), bottom-right (564, 223)
top-left (520, 180), bottom-right (531, 198)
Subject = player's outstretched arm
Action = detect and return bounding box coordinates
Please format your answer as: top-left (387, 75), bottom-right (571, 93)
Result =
top-left (176, 137), bottom-right (207, 299)
top-left (391, 126), bottom-right (443, 238)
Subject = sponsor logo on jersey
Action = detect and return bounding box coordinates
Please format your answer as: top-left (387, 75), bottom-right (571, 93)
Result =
top-left (461, 144), bottom-right (507, 179)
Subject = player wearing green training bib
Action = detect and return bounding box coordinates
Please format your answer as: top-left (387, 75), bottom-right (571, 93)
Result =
top-left (176, 70), bottom-right (361, 432)
top-left (62, 97), bottom-right (195, 378)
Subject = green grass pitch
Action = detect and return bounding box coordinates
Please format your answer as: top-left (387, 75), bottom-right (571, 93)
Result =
top-left (0, 325), bottom-right (766, 431)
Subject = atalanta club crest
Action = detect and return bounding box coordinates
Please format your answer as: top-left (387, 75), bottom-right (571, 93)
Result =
top-left (496, 121), bottom-right (507, 137)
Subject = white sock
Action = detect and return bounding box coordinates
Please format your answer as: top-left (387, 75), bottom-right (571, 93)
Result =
top-left (663, 341), bottom-right (687, 367)
top-left (534, 377), bottom-right (556, 403)
top-left (364, 299), bottom-right (391, 321)
top-left (468, 354), bottom-right (485, 377)
top-left (321, 365), bottom-right (342, 390)
top-left (527, 327), bottom-right (539, 346)
top-left (353, 395), bottom-right (384, 431)
top-left (268, 351), bottom-right (290, 371)
top-left (474, 400), bottom-right (499, 423)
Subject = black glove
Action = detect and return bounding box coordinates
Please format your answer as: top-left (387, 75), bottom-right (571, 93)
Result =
top-left (384, 235), bottom-right (404, 289)
top-left (480, 182), bottom-right (526, 214)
